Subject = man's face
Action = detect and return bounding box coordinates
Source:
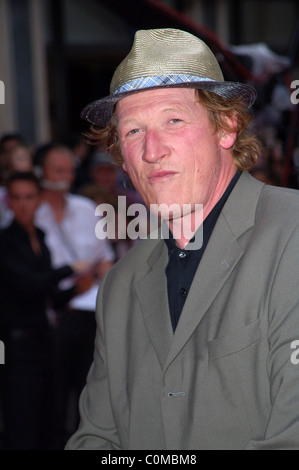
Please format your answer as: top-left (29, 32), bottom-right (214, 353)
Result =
top-left (116, 88), bottom-right (236, 220)
top-left (9, 181), bottom-right (41, 228)
top-left (10, 146), bottom-right (32, 172)
top-left (43, 149), bottom-right (75, 192)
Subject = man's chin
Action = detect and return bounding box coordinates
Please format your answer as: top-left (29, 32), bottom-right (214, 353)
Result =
top-left (148, 203), bottom-right (187, 221)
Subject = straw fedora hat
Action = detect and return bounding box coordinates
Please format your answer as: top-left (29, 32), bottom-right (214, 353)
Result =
top-left (81, 28), bottom-right (257, 127)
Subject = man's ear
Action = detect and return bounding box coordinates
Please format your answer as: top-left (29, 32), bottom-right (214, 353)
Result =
top-left (122, 162), bottom-right (127, 172)
top-left (219, 115), bottom-right (237, 150)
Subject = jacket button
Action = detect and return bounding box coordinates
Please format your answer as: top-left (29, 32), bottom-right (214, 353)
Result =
top-left (168, 392), bottom-right (186, 397)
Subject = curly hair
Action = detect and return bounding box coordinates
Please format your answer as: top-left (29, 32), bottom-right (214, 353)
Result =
top-left (83, 89), bottom-right (261, 171)
top-left (195, 90), bottom-right (261, 171)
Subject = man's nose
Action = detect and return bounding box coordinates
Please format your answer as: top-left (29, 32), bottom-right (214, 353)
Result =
top-left (142, 129), bottom-right (170, 163)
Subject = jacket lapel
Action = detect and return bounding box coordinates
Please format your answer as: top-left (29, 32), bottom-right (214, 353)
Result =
top-left (134, 237), bottom-right (173, 370)
top-left (164, 212), bottom-right (244, 370)
top-left (164, 172), bottom-right (264, 370)
top-left (134, 172), bottom-right (264, 372)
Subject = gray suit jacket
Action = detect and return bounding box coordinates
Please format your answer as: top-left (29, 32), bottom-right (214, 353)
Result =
top-left (66, 172), bottom-right (299, 450)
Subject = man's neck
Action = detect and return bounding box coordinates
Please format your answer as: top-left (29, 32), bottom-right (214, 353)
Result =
top-left (168, 208), bottom-right (203, 249)
top-left (168, 167), bottom-right (240, 249)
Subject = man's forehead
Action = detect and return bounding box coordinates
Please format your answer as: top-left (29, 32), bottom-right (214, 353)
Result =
top-left (9, 181), bottom-right (39, 194)
top-left (45, 149), bottom-right (74, 166)
top-left (116, 87), bottom-right (199, 117)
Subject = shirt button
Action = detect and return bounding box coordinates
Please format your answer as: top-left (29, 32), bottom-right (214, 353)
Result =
top-left (178, 252), bottom-right (187, 259)
top-left (179, 287), bottom-right (187, 296)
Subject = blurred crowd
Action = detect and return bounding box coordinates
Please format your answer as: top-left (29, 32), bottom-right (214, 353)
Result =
top-left (0, 132), bottom-right (142, 255)
top-left (0, 114), bottom-right (297, 450)
top-left (0, 131), bottom-right (143, 450)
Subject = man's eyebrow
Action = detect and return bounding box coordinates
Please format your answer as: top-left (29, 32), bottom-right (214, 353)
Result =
top-left (117, 118), bottom-right (140, 132)
top-left (118, 117), bottom-right (138, 125)
top-left (117, 102), bottom-right (192, 128)
top-left (162, 103), bottom-right (191, 113)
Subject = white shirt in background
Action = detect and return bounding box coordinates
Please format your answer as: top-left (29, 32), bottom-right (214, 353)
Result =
top-left (35, 193), bottom-right (114, 312)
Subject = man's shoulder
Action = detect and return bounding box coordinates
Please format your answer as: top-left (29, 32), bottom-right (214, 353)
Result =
top-left (0, 221), bottom-right (18, 237)
top-left (259, 184), bottom-right (299, 221)
top-left (67, 193), bottom-right (97, 210)
top-left (264, 183), bottom-right (299, 199)
top-left (250, 183), bottom-right (299, 248)
top-left (106, 236), bottom-right (164, 281)
top-left (0, 222), bottom-right (22, 249)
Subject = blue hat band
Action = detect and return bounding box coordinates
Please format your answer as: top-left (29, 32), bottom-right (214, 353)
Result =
top-left (114, 75), bottom-right (216, 95)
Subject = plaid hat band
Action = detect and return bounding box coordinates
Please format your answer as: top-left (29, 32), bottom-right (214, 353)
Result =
top-left (114, 75), bottom-right (215, 95)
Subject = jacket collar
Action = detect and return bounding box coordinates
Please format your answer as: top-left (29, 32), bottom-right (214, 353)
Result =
top-left (135, 172), bottom-right (265, 371)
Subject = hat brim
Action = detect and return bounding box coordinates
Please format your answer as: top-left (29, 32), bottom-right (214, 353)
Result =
top-left (81, 81), bottom-right (257, 127)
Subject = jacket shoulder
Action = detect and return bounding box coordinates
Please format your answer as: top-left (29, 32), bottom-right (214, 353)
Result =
top-left (250, 184), bottom-right (299, 249)
top-left (105, 236), bottom-right (163, 281)
top-left (258, 184), bottom-right (299, 222)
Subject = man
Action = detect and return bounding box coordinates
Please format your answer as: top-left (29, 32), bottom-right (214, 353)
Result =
top-left (66, 29), bottom-right (299, 450)
top-left (0, 171), bottom-right (89, 449)
top-left (35, 144), bottom-right (114, 448)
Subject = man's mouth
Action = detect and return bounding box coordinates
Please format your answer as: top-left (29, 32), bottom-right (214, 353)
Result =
top-left (148, 170), bottom-right (178, 183)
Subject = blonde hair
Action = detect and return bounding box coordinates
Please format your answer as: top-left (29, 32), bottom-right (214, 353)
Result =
top-left (84, 89), bottom-right (261, 171)
top-left (195, 90), bottom-right (261, 171)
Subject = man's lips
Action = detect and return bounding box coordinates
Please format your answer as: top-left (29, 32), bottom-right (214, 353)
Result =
top-left (148, 170), bottom-right (178, 183)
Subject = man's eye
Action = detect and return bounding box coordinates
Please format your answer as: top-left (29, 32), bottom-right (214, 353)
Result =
top-left (127, 128), bottom-right (140, 136)
top-left (169, 118), bottom-right (182, 124)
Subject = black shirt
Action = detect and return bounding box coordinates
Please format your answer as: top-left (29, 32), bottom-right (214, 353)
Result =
top-left (0, 220), bottom-right (75, 331)
top-left (165, 171), bottom-right (241, 332)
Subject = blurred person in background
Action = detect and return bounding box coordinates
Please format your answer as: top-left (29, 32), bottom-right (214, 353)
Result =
top-left (88, 149), bottom-right (143, 207)
top-left (8, 143), bottom-right (33, 173)
top-left (79, 182), bottom-right (137, 261)
top-left (62, 132), bottom-right (93, 193)
top-left (88, 149), bottom-right (120, 196)
top-left (35, 142), bottom-right (114, 448)
top-left (0, 133), bottom-right (26, 185)
top-left (88, 149), bottom-right (150, 256)
top-left (0, 171), bottom-right (90, 450)
top-left (0, 143), bottom-right (34, 228)
top-left (0, 132), bottom-right (25, 158)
